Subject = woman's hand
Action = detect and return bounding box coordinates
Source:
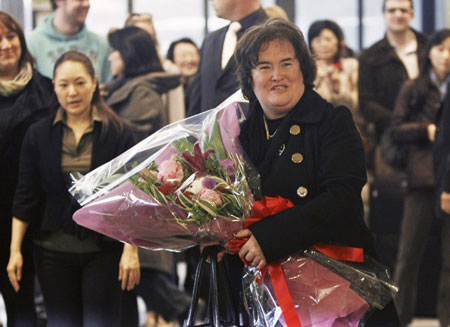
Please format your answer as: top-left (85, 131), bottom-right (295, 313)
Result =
top-left (428, 123), bottom-right (436, 142)
top-left (119, 244), bottom-right (140, 291)
top-left (7, 218), bottom-right (29, 292)
top-left (7, 250), bottom-right (23, 292)
top-left (235, 229), bottom-right (266, 270)
top-left (441, 192), bottom-right (450, 214)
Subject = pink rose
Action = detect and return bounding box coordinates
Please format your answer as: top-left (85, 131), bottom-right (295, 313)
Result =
top-left (199, 189), bottom-right (223, 207)
top-left (157, 158), bottom-right (184, 186)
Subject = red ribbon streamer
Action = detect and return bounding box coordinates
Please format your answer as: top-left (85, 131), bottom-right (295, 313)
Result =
top-left (225, 195), bottom-right (365, 327)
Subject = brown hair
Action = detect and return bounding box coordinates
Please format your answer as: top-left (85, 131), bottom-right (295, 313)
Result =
top-left (382, 0), bottom-right (414, 12)
top-left (0, 11), bottom-right (34, 68)
top-left (53, 51), bottom-right (124, 135)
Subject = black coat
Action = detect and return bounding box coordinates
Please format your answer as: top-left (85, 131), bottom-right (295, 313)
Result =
top-left (358, 30), bottom-right (428, 137)
top-left (241, 88), bottom-right (374, 263)
top-left (434, 85), bottom-right (450, 219)
top-left (12, 115), bottom-right (136, 237)
top-left (0, 70), bottom-right (56, 239)
top-left (389, 79), bottom-right (440, 189)
top-left (187, 8), bottom-right (267, 116)
top-left (240, 88), bottom-right (400, 326)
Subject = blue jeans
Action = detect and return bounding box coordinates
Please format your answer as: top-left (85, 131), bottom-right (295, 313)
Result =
top-left (34, 245), bottom-right (122, 327)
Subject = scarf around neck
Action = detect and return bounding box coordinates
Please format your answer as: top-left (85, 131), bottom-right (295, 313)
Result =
top-left (0, 62), bottom-right (33, 97)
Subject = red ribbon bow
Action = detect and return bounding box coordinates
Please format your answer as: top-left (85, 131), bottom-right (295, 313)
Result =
top-left (226, 196), bottom-right (364, 327)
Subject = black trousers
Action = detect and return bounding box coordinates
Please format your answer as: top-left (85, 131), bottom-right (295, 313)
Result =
top-left (34, 245), bottom-right (122, 327)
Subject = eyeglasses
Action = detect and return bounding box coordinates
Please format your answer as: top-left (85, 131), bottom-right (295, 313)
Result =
top-left (384, 7), bottom-right (412, 14)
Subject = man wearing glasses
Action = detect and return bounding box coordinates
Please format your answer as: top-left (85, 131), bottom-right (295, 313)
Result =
top-left (358, 0), bottom-right (427, 176)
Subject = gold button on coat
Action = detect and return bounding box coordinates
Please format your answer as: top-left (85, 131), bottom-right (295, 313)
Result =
top-left (297, 186), bottom-right (308, 198)
top-left (289, 124), bottom-right (301, 135)
top-left (291, 153), bottom-right (303, 163)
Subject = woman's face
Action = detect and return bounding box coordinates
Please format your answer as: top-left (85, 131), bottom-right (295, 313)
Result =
top-left (310, 28), bottom-right (339, 62)
top-left (108, 50), bottom-right (125, 77)
top-left (0, 22), bottom-right (22, 79)
top-left (173, 42), bottom-right (199, 79)
top-left (429, 37), bottom-right (450, 81)
top-left (53, 60), bottom-right (97, 120)
top-left (251, 39), bottom-right (305, 119)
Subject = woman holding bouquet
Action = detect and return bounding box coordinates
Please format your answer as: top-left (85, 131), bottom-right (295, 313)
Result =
top-left (232, 18), bottom-right (401, 326)
top-left (7, 50), bottom-right (139, 327)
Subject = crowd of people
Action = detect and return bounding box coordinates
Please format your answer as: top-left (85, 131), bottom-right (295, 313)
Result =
top-left (1, 0), bottom-right (449, 326)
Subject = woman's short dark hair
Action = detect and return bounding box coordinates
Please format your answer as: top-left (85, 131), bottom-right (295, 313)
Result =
top-left (53, 50), bottom-right (124, 135)
top-left (235, 18), bottom-right (316, 102)
top-left (307, 20), bottom-right (343, 62)
top-left (0, 11), bottom-right (34, 68)
top-left (166, 37), bottom-right (198, 62)
top-left (108, 26), bottom-right (163, 77)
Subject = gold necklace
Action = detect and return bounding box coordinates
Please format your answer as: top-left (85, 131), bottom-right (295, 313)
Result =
top-left (263, 115), bottom-right (277, 140)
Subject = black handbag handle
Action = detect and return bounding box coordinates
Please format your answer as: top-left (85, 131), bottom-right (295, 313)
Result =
top-left (184, 245), bottom-right (240, 327)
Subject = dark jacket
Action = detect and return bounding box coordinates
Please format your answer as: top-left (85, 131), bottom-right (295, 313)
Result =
top-left (0, 70), bottom-right (56, 242)
top-left (358, 30), bottom-right (428, 137)
top-left (240, 88), bottom-right (400, 326)
top-left (240, 88), bottom-right (374, 263)
top-left (105, 72), bottom-right (181, 141)
top-left (12, 114), bottom-right (135, 237)
top-left (434, 85), bottom-right (450, 219)
top-left (389, 79), bottom-right (440, 190)
top-left (187, 8), bottom-right (267, 116)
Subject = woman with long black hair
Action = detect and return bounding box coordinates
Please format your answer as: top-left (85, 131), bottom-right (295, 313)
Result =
top-left (7, 50), bottom-right (139, 327)
top-left (105, 25), bottom-right (181, 141)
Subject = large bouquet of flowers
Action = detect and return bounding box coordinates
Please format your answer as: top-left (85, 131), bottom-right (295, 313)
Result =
top-left (70, 91), bottom-right (257, 250)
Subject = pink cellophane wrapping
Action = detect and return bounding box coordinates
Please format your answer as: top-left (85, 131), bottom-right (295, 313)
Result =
top-left (70, 91), bottom-right (255, 251)
top-left (73, 181), bottom-right (245, 250)
top-left (245, 255), bottom-right (370, 327)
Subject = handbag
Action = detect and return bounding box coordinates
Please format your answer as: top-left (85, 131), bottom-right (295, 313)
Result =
top-left (380, 129), bottom-right (409, 170)
top-left (184, 245), bottom-right (244, 327)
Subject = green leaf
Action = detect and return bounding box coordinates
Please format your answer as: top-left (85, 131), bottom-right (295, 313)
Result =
top-left (172, 139), bottom-right (194, 154)
top-left (197, 198), bottom-right (219, 217)
top-left (205, 116), bottom-right (227, 161)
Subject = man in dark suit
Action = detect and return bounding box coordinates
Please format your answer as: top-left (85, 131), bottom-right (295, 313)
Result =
top-left (187, 0), bottom-right (267, 116)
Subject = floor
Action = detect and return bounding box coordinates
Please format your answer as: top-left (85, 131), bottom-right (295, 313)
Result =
top-left (0, 293), bottom-right (442, 326)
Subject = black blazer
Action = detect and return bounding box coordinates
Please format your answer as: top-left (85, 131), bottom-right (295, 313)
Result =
top-left (13, 114), bottom-right (136, 236)
top-left (241, 89), bottom-right (374, 263)
top-left (187, 8), bottom-right (267, 116)
top-left (358, 29), bottom-right (428, 136)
